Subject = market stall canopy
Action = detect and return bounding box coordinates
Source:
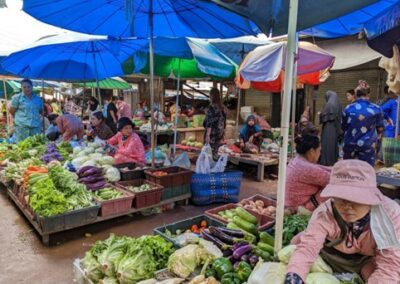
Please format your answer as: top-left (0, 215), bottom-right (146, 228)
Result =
top-left (75, 78), bottom-right (132, 90)
top-left (364, 1), bottom-right (400, 58)
top-left (23, 0), bottom-right (257, 38)
top-left (301, 0), bottom-right (397, 38)
top-left (1, 34), bottom-right (148, 81)
top-left (208, 36), bottom-right (272, 65)
top-left (0, 79), bottom-right (19, 98)
top-left (316, 37), bottom-right (382, 70)
top-left (210, 0), bottom-right (377, 36)
top-left (237, 41), bottom-right (335, 92)
top-left (123, 37), bottom-right (237, 79)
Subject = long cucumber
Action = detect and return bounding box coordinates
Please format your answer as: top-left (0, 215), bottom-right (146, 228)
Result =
top-left (235, 207), bottom-right (258, 224)
top-left (233, 216), bottom-right (258, 235)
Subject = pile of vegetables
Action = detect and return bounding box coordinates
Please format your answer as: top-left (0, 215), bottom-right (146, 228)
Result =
top-left (4, 135), bottom-right (46, 162)
top-left (217, 207), bottom-right (259, 237)
top-left (125, 183), bottom-right (153, 193)
top-left (282, 213), bottom-right (311, 246)
top-left (77, 166), bottom-right (107, 191)
top-left (152, 171), bottom-right (168, 177)
top-left (41, 143), bottom-right (64, 164)
top-left (94, 188), bottom-right (124, 201)
top-left (57, 141), bottom-right (73, 160)
top-left (5, 158), bottom-right (42, 184)
top-left (70, 142), bottom-right (114, 170)
top-left (82, 234), bottom-right (175, 284)
top-left (238, 198), bottom-right (276, 218)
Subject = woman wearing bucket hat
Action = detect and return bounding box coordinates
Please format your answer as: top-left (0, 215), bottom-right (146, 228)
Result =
top-left (105, 117), bottom-right (145, 165)
top-left (285, 159), bottom-right (400, 284)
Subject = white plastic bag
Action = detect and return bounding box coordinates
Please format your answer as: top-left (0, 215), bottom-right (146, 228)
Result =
top-left (195, 145), bottom-right (212, 174)
top-left (211, 154), bottom-right (228, 173)
top-left (173, 152), bottom-right (191, 169)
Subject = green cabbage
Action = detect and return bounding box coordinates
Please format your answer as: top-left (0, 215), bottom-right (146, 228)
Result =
top-left (306, 272), bottom-right (340, 284)
top-left (99, 277), bottom-right (119, 284)
top-left (83, 252), bottom-right (104, 283)
top-left (278, 245), bottom-right (332, 274)
top-left (97, 236), bottom-right (129, 277)
top-left (247, 261), bottom-right (287, 284)
top-left (99, 156), bottom-right (115, 166)
top-left (167, 244), bottom-right (199, 278)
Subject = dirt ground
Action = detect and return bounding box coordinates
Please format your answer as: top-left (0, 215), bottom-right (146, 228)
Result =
top-left (0, 170), bottom-right (277, 284)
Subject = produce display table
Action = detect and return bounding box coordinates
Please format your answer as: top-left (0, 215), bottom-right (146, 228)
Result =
top-left (137, 130), bottom-right (174, 145)
top-left (376, 174), bottom-right (400, 199)
top-left (229, 154), bottom-right (279, 182)
top-left (176, 127), bottom-right (205, 144)
top-left (5, 184), bottom-right (190, 246)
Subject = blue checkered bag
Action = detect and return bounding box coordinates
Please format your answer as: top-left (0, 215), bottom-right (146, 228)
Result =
top-left (191, 170), bottom-right (242, 205)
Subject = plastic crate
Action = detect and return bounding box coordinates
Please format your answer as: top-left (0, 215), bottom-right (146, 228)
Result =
top-left (205, 203), bottom-right (275, 231)
top-left (161, 184), bottom-right (191, 201)
top-left (153, 214), bottom-right (224, 247)
top-left (94, 186), bottom-right (135, 217)
top-left (115, 179), bottom-right (164, 209)
top-left (144, 166), bottom-right (192, 188)
top-left (37, 204), bottom-right (100, 233)
top-left (114, 163), bottom-right (145, 181)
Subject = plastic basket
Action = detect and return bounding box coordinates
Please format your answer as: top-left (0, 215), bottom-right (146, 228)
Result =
top-left (153, 214), bottom-right (224, 248)
top-left (94, 186), bottom-right (135, 217)
top-left (161, 184), bottom-right (191, 201)
top-left (37, 205), bottom-right (100, 233)
top-left (115, 179), bottom-right (164, 209)
top-left (114, 163), bottom-right (145, 181)
top-left (205, 203), bottom-right (275, 231)
top-left (144, 167), bottom-right (192, 188)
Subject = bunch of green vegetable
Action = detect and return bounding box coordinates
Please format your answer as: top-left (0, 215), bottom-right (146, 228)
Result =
top-left (282, 214), bottom-right (311, 245)
top-left (82, 234), bottom-right (174, 284)
top-left (29, 177), bottom-right (69, 217)
top-left (5, 158), bottom-right (43, 183)
top-left (56, 141), bottom-right (73, 160)
top-left (94, 188), bottom-right (123, 201)
top-left (126, 183), bottom-right (153, 193)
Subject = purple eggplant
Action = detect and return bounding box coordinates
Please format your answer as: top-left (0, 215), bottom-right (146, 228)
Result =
top-left (218, 227), bottom-right (245, 238)
top-left (249, 254), bottom-right (259, 268)
top-left (78, 167), bottom-right (103, 177)
top-left (222, 249), bottom-right (233, 257)
top-left (78, 175), bottom-right (105, 184)
top-left (77, 166), bottom-right (97, 175)
top-left (232, 242), bottom-right (249, 251)
top-left (233, 244), bottom-right (252, 260)
top-left (201, 230), bottom-right (231, 251)
top-left (86, 180), bottom-right (107, 191)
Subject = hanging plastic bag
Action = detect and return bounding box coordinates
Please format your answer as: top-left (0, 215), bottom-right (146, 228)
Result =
top-left (173, 152), bottom-right (191, 169)
top-left (211, 154), bottom-right (228, 173)
top-left (195, 145), bottom-right (212, 174)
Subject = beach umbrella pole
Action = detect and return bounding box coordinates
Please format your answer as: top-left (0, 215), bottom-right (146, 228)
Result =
top-left (42, 79), bottom-right (45, 134)
top-left (91, 41), bottom-right (102, 108)
top-left (290, 33), bottom-right (299, 157)
top-left (274, 0), bottom-right (299, 254)
top-left (149, 0), bottom-right (155, 167)
top-left (173, 59), bottom-right (182, 159)
top-left (396, 95), bottom-right (400, 138)
top-left (236, 88), bottom-right (241, 131)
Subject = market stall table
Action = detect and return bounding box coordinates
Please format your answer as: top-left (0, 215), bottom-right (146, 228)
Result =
top-left (137, 129), bottom-right (175, 146)
top-left (376, 174), bottom-right (400, 199)
top-left (229, 154), bottom-right (279, 182)
top-left (176, 127), bottom-right (205, 144)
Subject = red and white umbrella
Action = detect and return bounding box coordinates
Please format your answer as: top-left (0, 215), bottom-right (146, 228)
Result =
top-left (236, 41), bottom-right (335, 92)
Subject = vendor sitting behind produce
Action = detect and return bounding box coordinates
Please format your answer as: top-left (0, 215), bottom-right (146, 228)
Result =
top-left (239, 115), bottom-right (263, 152)
top-left (285, 159), bottom-right (400, 284)
top-left (87, 111), bottom-right (114, 142)
top-left (285, 135), bottom-right (331, 212)
top-left (106, 117), bottom-right (145, 165)
top-left (48, 113), bottom-right (84, 142)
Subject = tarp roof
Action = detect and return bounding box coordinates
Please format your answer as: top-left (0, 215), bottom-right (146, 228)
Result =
top-left (75, 78), bottom-right (132, 90)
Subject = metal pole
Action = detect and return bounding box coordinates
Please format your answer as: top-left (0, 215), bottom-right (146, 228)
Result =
top-left (274, 0), bottom-right (299, 254)
top-left (42, 79), bottom-right (45, 134)
top-left (149, 0), bottom-right (155, 167)
top-left (396, 95), bottom-right (400, 138)
top-left (91, 41), bottom-right (102, 108)
top-left (173, 59), bottom-right (182, 158)
top-left (236, 88), bottom-right (242, 131)
top-left (291, 33), bottom-right (299, 157)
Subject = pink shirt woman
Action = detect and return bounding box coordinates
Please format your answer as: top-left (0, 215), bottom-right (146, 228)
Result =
top-left (106, 117), bottom-right (145, 165)
top-left (285, 160), bottom-right (400, 284)
top-left (286, 135), bottom-right (331, 212)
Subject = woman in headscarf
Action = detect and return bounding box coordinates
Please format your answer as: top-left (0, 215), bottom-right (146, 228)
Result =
top-left (284, 159), bottom-right (400, 284)
top-left (239, 114), bottom-right (263, 152)
top-left (319, 91), bottom-right (342, 166)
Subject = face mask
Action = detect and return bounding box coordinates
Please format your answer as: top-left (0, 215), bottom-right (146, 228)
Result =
top-left (370, 203), bottom-right (400, 250)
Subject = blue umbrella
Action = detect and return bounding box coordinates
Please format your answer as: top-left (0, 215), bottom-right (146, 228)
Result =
top-left (301, 0), bottom-right (398, 38)
top-left (22, 0), bottom-right (256, 38)
top-left (364, 1), bottom-right (400, 57)
top-left (1, 34), bottom-right (148, 81)
top-left (211, 0), bottom-right (378, 36)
